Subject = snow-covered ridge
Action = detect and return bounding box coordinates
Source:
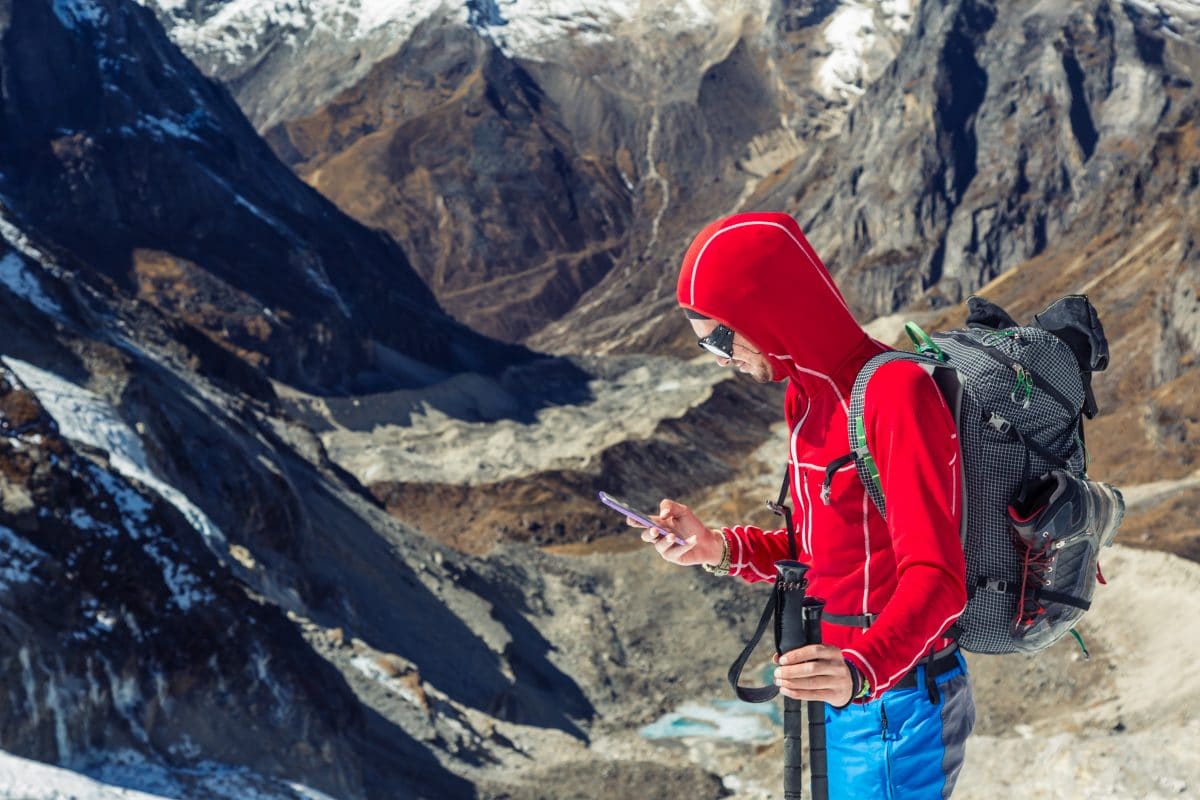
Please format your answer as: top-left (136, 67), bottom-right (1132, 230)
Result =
top-left (142, 0), bottom-right (924, 132)
top-left (0, 749), bottom-right (338, 800)
top-left (140, 0), bottom-right (462, 69)
top-left (1, 358), bottom-right (226, 554)
top-left (1, 358), bottom-right (226, 613)
top-left (1124, 0), bottom-right (1200, 38)
top-left (0, 251), bottom-right (63, 318)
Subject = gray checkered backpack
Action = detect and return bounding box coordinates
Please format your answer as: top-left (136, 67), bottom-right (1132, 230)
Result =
top-left (824, 294), bottom-right (1125, 655)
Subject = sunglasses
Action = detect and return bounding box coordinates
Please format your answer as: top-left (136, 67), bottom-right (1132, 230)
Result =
top-left (697, 324), bottom-right (736, 360)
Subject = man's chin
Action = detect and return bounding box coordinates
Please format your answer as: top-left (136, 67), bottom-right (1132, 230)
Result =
top-left (737, 369), bottom-right (772, 384)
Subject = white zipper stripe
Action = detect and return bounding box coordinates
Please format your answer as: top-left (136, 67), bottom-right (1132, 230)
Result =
top-left (767, 356), bottom-right (849, 414)
top-left (802, 471), bottom-right (814, 556)
top-left (685, 220), bottom-right (850, 312)
top-left (949, 453), bottom-right (959, 517)
top-left (861, 492), bottom-right (872, 616)
top-left (788, 396), bottom-right (813, 557)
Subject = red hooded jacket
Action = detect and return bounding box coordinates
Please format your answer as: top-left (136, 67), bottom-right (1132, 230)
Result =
top-left (677, 212), bottom-right (967, 697)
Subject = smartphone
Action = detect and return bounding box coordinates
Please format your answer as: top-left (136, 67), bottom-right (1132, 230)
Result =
top-left (598, 492), bottom-right (687, 546)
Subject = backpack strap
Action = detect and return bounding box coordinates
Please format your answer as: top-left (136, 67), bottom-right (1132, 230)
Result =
top-left (820, 350), bottom-right (948, 519)
top-left (767, 462), bottom-right (798, 561)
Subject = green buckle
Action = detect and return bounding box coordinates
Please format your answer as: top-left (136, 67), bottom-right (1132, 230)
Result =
top-left (853, 416), bottom-right (882, 498)
top-left (905, 322), bottom-right (946, 362)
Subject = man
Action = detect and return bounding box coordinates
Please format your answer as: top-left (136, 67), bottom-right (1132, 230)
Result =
top-left (638, 212), bottom-right (974, 798)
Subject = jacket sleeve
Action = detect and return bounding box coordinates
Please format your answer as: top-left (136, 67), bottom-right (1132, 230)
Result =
top-left (724, 524), bottom-right (799, 583)
top-left (839, 361), bottom-right (967, 697)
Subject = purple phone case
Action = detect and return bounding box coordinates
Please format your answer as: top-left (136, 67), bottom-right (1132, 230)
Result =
top-left (598, 492), bottom-right (686, 545)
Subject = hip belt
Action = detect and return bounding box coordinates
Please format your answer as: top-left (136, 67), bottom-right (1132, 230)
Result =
top-left (887, 643), bottom-right (962, 703)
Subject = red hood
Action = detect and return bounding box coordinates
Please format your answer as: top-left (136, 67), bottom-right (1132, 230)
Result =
top-left (677, 212), bottom-right (883, 397)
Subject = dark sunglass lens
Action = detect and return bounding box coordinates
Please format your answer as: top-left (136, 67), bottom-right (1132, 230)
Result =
top-left (697, 325), bottom-right (735, 359)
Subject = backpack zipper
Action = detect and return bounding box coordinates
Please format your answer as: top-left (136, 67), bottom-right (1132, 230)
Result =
top-left (941, 331), bottom-right (1078, 417)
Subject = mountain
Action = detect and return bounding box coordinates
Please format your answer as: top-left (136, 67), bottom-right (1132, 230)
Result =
top-left (144, 0), bottom-right (917, 345)
top-left (146, 0), bottom-right (1198, 551)
top-left (1, 0), bottom-right (533, 393)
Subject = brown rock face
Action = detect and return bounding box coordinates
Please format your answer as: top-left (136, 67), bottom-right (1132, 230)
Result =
top-left (266, 23), bottom-right (633, 344)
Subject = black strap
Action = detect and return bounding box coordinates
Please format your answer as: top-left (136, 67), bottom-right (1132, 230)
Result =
top-left (970, 575), bottom-right (1091, 610)
top-left (821, 453), bottom-right (856, 505)
top-left (923, 649), bottom-right (940, 704)
top-left (727, 586), bottom-right (781, 703)
top-left (1039, 588), bottom-right (1092, 611)
top-left (993, 413), bottom-right (1070, 469)
top-left (822, 612), bottom-right (876, 629)
top-left (768, 462), bottom-right (798, 561)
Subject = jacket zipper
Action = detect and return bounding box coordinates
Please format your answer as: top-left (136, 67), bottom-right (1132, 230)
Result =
top-left (941, 331), bottom-right (1077, 417)
top-left (881, 704), bottom-right (888, 740)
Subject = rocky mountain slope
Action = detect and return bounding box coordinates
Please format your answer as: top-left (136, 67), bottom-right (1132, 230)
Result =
top-left (146, 0), bottom-right (917, 344)
top-left (2, 0), bottom-right (533, 393)
top-left (158, 0), bottom-right (1198, 558)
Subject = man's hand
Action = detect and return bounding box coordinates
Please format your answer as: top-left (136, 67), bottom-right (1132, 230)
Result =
top-left (774, 644), bottom-right (854, 706)
top-left (628, 499), bottom-right (725, 567)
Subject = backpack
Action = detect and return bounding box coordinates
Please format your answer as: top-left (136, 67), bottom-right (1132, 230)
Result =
top-left (823, 294), bottom-right (1125, 655)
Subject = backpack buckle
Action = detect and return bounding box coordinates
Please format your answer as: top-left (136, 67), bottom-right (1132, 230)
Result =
top-left (987, 413), bottom-right (1012, 435)
top-left (981, 577), bottom-right (1011, 594)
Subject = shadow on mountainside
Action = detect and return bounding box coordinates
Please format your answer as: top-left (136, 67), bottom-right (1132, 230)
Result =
top-left (118, 355), bottom-right (596, 737)
top-left (290, 471), bottom-right (594, 740)
top-left (284, 356), bottom-right (597, 431)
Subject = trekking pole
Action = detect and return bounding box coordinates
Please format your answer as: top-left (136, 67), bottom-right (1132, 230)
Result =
top-left (802, 598), bottom-right (828, 800)
top-left (775, 560), bottom-right (828, 800)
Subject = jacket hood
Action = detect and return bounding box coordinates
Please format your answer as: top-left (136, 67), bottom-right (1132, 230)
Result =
top-left (676, 212), bottom-right (880, 395)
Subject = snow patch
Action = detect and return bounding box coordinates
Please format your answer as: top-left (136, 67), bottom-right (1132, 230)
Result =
top-left (0, 749), bottom-right (340, 800)
top-left (817, 0), bottom-right (915, 99)
top-left (134, 114), bottom-right (203, 143)
top-left (1123, 0), bottom-right (1200, 39)
top-left (355, 0), bottom-right (448, 37)
top-left (0, 252), bottom-right (63, 317)
top-left (52, 0), bottom-right (109, 30)
top-left (0, 210), bottom-right (67, 282)
top-left (476, 0), bottom-right (642, 56)
top-left (0, 525), bottom-right (46, 592)
top-left (0, 750), bottom-right (168, 800)
top-left (142, 0), bottom-right (461, 68)
top-left (0, 358), bottom-right (227, 556)
top-left (142, 541), bottom-right (213, 611)
top-left (81, 750), bottom-right (342, 800)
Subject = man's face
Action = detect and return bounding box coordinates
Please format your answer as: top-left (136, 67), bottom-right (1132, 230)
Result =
top-left (689, 319), bottom-right (775, 384)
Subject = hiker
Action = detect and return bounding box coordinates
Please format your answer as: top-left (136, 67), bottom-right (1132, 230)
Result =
top-left (639, 212), bottom-right (974, 797)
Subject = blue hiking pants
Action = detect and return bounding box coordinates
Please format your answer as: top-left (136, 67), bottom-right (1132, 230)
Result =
top-left (824, 653), bottom-right (974, 798)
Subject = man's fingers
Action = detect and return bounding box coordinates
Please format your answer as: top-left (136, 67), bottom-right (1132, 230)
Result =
top-left (778, 644), bottom-right (838, 665)
top-left (779, 686), bottom-right (851, 703)
top-left (775, 662), bottom-right (843, 681)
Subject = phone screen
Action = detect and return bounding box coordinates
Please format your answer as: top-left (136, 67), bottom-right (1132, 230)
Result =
top-left (598, 492), bottom-right (686, 545)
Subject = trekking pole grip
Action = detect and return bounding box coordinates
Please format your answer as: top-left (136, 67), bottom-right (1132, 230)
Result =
top-left (802, 598), bottom-right (829, 800)
top-left (775, 560), bottom-right (810, 800)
